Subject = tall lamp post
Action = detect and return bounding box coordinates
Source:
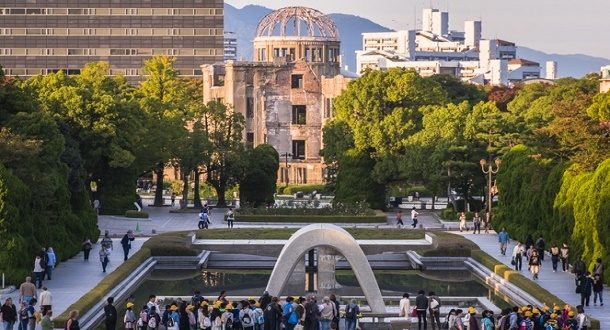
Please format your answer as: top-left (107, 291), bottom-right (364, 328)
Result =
top-left (480, 158), bottom-right (501, 219)
top-left (280, 152), bottom-right (292, 186)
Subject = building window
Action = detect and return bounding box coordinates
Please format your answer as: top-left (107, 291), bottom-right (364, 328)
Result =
top-left (292, 105), bottom-right (306, 125)
top-left (324, 97), bottom-right (333, 118)
top-left (292, 140), bottom-right (305, 160)
top-left (296, 168), bottom-right (308, 184)
top-left (291, 74), bottom-right (304, 89)
top-left (246, 97), bottom-right (254, 118)
top-left (246, 132), bottom-right (254, 148)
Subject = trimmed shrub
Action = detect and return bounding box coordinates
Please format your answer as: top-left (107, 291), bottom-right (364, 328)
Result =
top-left (143, 233), bottom-right (199, 256)
top-left (240, 144), bottom-right (279, 207)
top-left (280, 184), bottom-right (328, 195)
top-left (124, 210), bottom-right (149, 218)
top-left (234, 212), bottom-right (386, 223)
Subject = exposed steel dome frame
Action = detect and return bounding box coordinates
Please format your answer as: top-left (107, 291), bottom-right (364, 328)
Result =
top-left (255, 6), bottom-right (339, 41)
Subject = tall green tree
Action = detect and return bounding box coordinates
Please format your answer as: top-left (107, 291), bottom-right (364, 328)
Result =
top-left (139, 56), bottom-right (190, 206)
top-left (202, 101), bottom-right (245, 207)
top-left (240, 144), bottom-right (279, 207)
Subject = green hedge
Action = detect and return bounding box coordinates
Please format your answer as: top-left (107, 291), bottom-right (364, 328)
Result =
top-left (440, 209), bottom-right (478, 221)
top-left (53, 248), bottom-right (152, 327)
top-left (124, 210), bottom-right (149, 218)
top-left (277, 184), bottom-right (328, 195)
top-left (236, 206), bottom-right (375, 216)
top-left (142, 233), bottom-right (199, 256)
top-left (234, 210), bottom-right (386, 223)
top-left (420, 232), bottom-right (478, 257)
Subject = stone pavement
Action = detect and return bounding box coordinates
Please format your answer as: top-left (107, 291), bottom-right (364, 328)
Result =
top-left (460, 232), bottom-right (609, 328)
top-left (0, 238), bottom-right (146, 328)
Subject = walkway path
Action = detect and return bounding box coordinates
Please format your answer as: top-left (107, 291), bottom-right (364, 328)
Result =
top-left (460, 232), bottom-right (609, 328)
top-left (0, 238), bottom-right (146, 327)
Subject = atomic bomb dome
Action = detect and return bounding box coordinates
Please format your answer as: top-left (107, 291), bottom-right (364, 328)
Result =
top-left (253, 6), bottom-right (341, 69)
top-left (255, 6), bottom-right (340, 40)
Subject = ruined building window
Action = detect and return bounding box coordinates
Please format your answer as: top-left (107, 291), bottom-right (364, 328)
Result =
top-left (291, 74), bottom-right (303, 89)
top-left (292, 140), bottom-right (305, 160)
top-left (246, 132), bottom-right (254, 148)
top-left (296, 167), bottom-right (308, 184)
top-left (246, 96), bottom-right (254, 118)
top-left (324, 97), bottom-right (333, 118)
top-left (292, 105), bottom-right (306, 125)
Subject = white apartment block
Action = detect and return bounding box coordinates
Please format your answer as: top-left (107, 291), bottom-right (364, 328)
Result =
top-left (356, 8), bottom-right (556, 86)
top-left (601, 65), bottom-right (610, 93)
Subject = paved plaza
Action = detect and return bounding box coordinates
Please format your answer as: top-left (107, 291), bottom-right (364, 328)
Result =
top-left (2, 205), bottom-right (606, 329)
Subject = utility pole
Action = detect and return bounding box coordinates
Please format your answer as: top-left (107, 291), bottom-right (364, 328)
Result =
top-left (280, 152), bottom-right (292, 186)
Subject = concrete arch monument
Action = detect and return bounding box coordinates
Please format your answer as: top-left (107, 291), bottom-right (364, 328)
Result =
top-left (265, 224), bottom-right (387, 313)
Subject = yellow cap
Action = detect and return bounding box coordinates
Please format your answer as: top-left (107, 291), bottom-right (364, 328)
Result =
top-left (126, 302), bottom-right (135, 308)
top-left (201, 301), bottom-right (208, 307)
top-left (550, 313), bottom-right (557, 319)
top-left (226, 305), bottom-right (233, 310)
top-left (468, 307), bottom-right (476, 314)
top-left (170, 305), bottom-right (178, 311)
top-left (533, 308), bottom-right (540, 314)
top-left (187, 305), bottom-right (194, 310)
top-left (568, 311), bottom-right (575, 317)
top-left (255, 303), bottom-right (260, 308)
top-left (521, 307), bottom-right (529, 313)
top-left (542, 305), bottom-right (549, 312)
top-left (525, 311), bottom-right (532, 317)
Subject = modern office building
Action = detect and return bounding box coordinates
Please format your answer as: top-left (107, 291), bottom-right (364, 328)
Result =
top-left (0, 0), bottom-right (224, 81)
top-left (356, 8), bottom-right (554, 85)
top-left (224, 31), bottom-right (237, 61)
top-left (202, 6), bottom-right (352, 185)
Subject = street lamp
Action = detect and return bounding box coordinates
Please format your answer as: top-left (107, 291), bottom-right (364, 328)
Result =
top-left (480, 158), bottom-right (501, 223)
top-left (280, 152), bottom-right (292, 186)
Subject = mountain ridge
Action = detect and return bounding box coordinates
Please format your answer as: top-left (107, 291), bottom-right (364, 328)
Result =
top-left (224, 3), bottom-right (609, 78)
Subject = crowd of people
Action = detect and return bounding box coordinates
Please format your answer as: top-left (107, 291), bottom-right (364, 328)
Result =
top-left (498, 229), bottom-right (604, 308)
top-left (97, 290), bottom-right (361, 330)
top-left (0, 286), bottom-right (55, 330)
top-left (398, 291), bottom-right (593, 330)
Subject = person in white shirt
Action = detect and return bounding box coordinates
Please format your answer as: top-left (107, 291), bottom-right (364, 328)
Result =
top-left (411, 208), bottom-right (419, 229)
top-left (399, 293), bottom-right (411, 319)
top-left (39, 287), bottom-right (53, 316)
top-left (512, 242), bottom-right (525, 271)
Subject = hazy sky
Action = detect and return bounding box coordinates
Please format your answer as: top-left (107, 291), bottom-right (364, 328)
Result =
top-left (226, 0), bottom-right (610, 59)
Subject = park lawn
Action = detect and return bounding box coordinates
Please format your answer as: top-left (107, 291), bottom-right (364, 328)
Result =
top-left (195, 228), bottom-right (425, 240)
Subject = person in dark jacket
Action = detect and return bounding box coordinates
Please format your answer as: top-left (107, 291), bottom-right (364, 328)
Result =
top-left (259, 291), bottom-right (272, 310)
top-left (104, 297), bottom-right (118, 330)
top-left (415, 290), bottom-right (428, 330)
top-left (264, 297), bottom-right (282, 330)
top-left (303, 295), bottom-right (319, 330)
top-left (573, 257), bottom-right (586, 277)
top-left (535, 235), bottom-right (546, 261)
top-left (1, 297), bottom-right (18, 330)
top-left (121, 230), bottom-right (135, 261)
top-left (578, 272), bottom-right (593, 307)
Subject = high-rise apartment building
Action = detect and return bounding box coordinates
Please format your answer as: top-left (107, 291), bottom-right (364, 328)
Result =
top-left (0, 0), bottom-right (224, 80)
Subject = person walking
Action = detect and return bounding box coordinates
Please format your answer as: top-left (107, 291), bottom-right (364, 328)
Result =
top-left (529, 250), bottom-right (541, 280)
top-left (199, 211), bottom-right (210, 229)
top-left (344, 299), bottom-right (360, 330)
top-left (593, 273), bottom-right (604, 306)
top-left (535, 235), bottom-right (546, 261)
top-left (93, 199), bottom-right (101, 215)
top-left (415, 290), bottom-right (428, 330)
top-left (38, 287), bottom-right (52, 317)
top-left (125, 303), bottom-right (137, 329)
top-left (32, 255), bottom-right (44, 289)
top-left (171, 192), bottom-right (176, 207)
top-left (226, 209), bottom-right (235, 229)
top-left (512, 241), bottom-right (524, 271)
top-left (550, 244), bottom-right (560, 272)
top-left (578, 272), bottom-right (593, 307)
top-left (396, 210), bottom-right (404, 228)
top-left (101, 230), bottom-right (114, 254)
top-left (411, 207), bottom-right (419, 229)
top-left (573, 257), bottom-right (586, 278)
top-left (82, 239), bottom-right (93, 261)
top-left (264, 297), bottom-right (282, 330)
top-left (45, 248), bottom-right (56, 280)
top-left (498, 228), bottom-right (510, 256)
top-left (1, 297), bottom-right (17, 330)
top-left (329, 294), bottom-right (340, 330)
top-left (427, 292), bottom-right (441, 330)
top-left (18, 277), bottom-right (37, 305)
top-left (25, 298), bottom-right (36, 330)
top-left (483, 211), bottom-right (492, 234)
top-left (458, 212), bottom-right (467, 232)
top-left (99, 247), bottom-right (110, 273)
top-left (39, 310), bottom-right (53, 330)
top-left (472, 213), bottom-right (481, 234)
top-left (121, 230), bottom-right (135, 261)
top-left (398, 293), bottom-right (410, 319)
top-left (560, 243), bottom-right (570, 272)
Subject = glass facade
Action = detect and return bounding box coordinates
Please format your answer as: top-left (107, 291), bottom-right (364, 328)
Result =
top-left (0, 0), bottom-right (224, 81)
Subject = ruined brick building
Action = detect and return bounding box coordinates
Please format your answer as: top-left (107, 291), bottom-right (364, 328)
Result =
top-left (201, 6), bottom-right (352, 184)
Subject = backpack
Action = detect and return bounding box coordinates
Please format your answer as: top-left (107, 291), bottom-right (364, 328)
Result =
top-left (167, 317), bottom-right (174, 327)
top-left (148, 315), bottom-right (158, 328)
top-left (225, 316), bottom-right (233, 329)
top-left (202, 316), bottom-right (211, 328)
top-left (241, 311), bottom-right (252, 325)
top-left (346, 305), bottom-right (357, 319)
